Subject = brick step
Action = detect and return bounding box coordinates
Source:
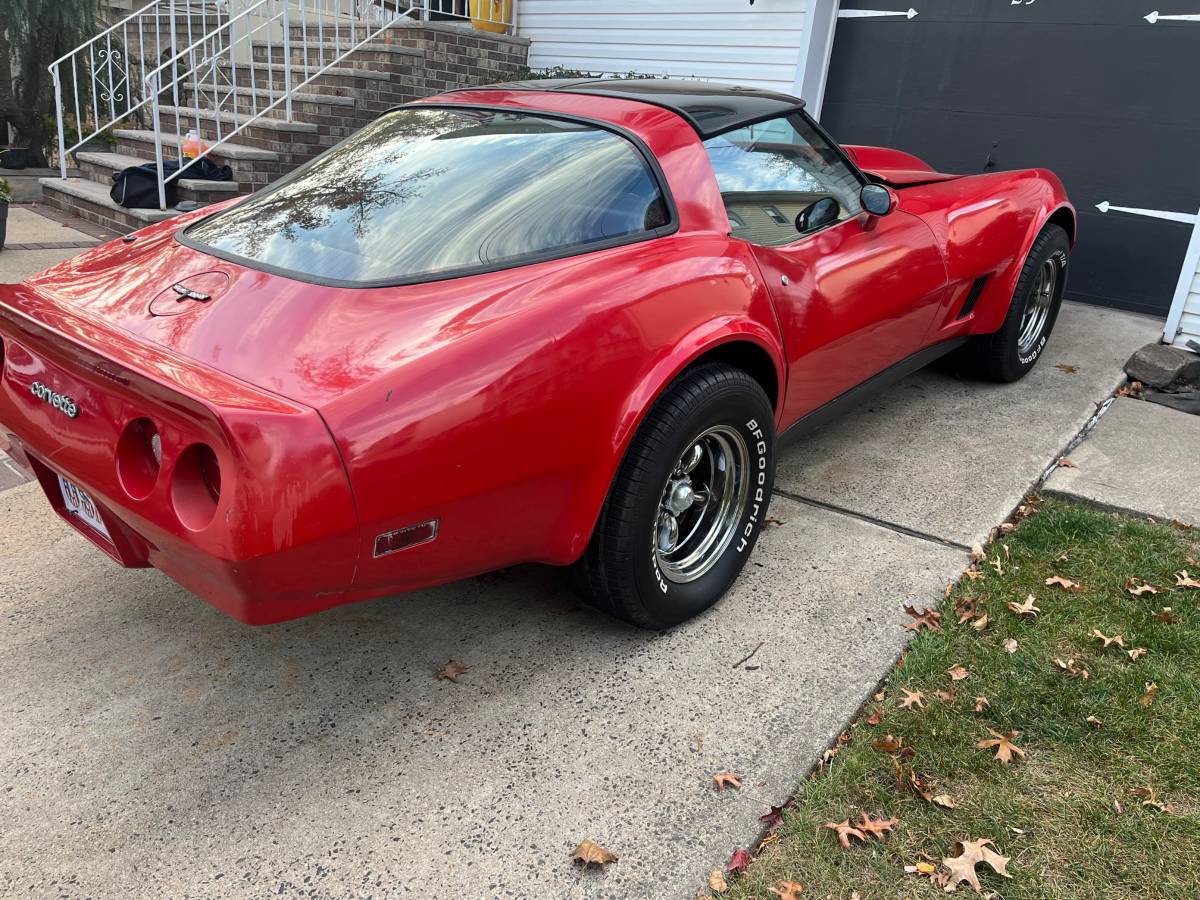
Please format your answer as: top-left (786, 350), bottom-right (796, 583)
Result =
top-left (179, 80), bottom-right (360, 122)
top-left (39, 176), bottom-right (184, 235)
top-left (75, 151), bottom-right (242, 204)
top-left (252, 40), bottom-right (422, 75)
top-left (151, 105), bottom-right (335, 164)
top-left (212, 60), bottom-right (415, 110)
top-left (112, 128), bottom-right (284, 191)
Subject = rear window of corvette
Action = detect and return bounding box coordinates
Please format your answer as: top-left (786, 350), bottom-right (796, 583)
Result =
top-left (183, 107), bottom-right (671, 285)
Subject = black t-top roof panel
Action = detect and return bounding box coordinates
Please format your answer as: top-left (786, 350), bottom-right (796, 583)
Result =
top-left (469, 78), bottom-right (806, 139)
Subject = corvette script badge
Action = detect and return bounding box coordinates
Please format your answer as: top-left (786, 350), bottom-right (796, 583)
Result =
top-left (30, 381), bottom-right (79, 418)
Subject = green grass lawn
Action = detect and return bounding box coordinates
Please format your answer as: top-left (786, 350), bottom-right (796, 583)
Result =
top-left (720, 500), bottom-right (1200, 899)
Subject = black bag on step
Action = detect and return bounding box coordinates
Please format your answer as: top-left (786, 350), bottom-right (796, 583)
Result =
top-left (110, 163), bottom-right (177, 209)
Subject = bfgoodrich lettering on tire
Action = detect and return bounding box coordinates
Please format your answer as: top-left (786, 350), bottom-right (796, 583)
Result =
top-left (574, 362), bottom-right (776, 629)
top-left (960, 224), bottom-right (1070, 383)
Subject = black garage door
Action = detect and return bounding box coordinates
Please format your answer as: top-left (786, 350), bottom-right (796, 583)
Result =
top-left (820, 0), bottom-right (1200, 315)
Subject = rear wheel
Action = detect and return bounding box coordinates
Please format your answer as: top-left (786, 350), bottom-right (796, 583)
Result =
top-left (959, 224), bottom-right (1070, 382)
top-left (574, 363), bottom-right (775, 629)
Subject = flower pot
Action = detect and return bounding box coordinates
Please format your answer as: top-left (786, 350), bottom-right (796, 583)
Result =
top-left (0, 202), bottom-right (8, 251)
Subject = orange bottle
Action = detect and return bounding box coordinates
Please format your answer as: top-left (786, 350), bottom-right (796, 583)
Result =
top-left (182, 129), bottom-right (208, 159)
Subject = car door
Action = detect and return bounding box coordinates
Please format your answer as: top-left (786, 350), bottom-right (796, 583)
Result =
top-left (703, 113), bottom-right (948, 425)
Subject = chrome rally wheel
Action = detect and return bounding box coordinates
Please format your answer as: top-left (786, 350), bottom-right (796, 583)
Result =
top-left (654, 426), bottom-right (750, 584)
top-left (1017, 258), bottom-right (1057, 358)
top-left (574, 362), bottom-right (776, 630)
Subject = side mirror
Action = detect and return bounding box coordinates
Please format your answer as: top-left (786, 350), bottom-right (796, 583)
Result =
top-left (860, 183), bottom-right (897, 217)
top-left (796, 197), bottom-right (840, 234)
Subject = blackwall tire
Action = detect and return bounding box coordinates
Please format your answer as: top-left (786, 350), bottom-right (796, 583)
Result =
top-left (574, 363), bottom-right (775, 629)
top-left (960, 224), bottom-right (1070, 383)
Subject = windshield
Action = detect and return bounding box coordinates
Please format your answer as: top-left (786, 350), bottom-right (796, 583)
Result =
top-left (184, 107), bottom-right (671, 285)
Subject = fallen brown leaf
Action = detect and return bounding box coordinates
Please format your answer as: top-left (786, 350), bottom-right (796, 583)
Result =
top-left (972, 613), bottom-right (990, 631)
top-left (942, 838), bottom-right (1012, 892)
top-left (932, 794), bottom-right (958, 809)
top-left (1132, 786), bottom-right (1173, 814)
top-left (999, 522), bottom-right (1016, 534)
top-left (905, 767), bottom-right (937, 802)
top-left (974, 696), bottom-right (989, 713)
top-left (712, 773), bottom-right (742, 792)
top-left (1174, 570), bottom-right (1200, 588)
top-left (1007, 595), bottom-right (1040, 618)
top-left (856, 812), bottom-right (897, 841)
top-left (436, 660), bottom-right (471, 682)
top-left (760, 801), bottom-right (793, 828)
top-left (573, 839), bottom-right (618, 869)
top-left (947, 665), bottom-right (970, 682)
top-left (969, 543), bottom-right (985, 563)
top-left (990, 555), bottom-right (1005, 576)
top-left (976, 729), bottom-right (1026, 764)
top-left (767, 880), bottom-right (803, 900)
top-left (1086, 715), bottom-right (1103, 727)
top-left (1046, 576), bottom-right (1087, 593)
top-left (1125, 577), bottom-right (1159, 596)
top-left (963, 568), bottom-right (983, 581)
top-left (1152, 607), bottom-right (1175, 624)
top-left (899, 689), bottom-right (925, 710)
top-left (903, 605), bottom-right (942, 632)
top-left (824, 819), bottom-right (866, 849)
top-left (872, 734), bottom-right (904, 753)
top-left (866, 706), bottom-right (882, 725)
top-left (1002, 638), bottom-right (1019, 653)
top-left (936, 688), bottom-right (958, 703)
top-left (1054, 657), bottom-right (1090, 679)
top-left (708, 869), bottom-right (728, 894)
top-left (1091, 629), bottom-right (1127, 650)
top-left (1055, 363), bottom-right (1079, 374)
top-left (956, 596), bottom-right (980, 623)
top-left (1141, 682), bottom-right (1158, 706)
top-left (725, 847), bottom-right (751, 875)
top-left (1128, 647), bottom-right (1148, 661)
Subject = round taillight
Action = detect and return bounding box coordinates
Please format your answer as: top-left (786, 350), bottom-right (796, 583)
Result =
top-left (116, 417), bottom-right (161, 499)
top-left (171, 443), bottom-right (222, 531)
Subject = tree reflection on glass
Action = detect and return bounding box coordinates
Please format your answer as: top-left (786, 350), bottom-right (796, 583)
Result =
top-left (187, 108), bottom-right (667, 284)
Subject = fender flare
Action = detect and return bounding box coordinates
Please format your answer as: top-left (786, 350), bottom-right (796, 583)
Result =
top-left (999, 199), bottom-right (1076, 309)
top-left (561, 317), bottom-right (786, 561)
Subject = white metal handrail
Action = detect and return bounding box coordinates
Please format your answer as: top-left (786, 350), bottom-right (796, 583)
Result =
top-left (51, 0), bottom-right (519, 210)
top-left (49, 0), bottom-right (231, 179)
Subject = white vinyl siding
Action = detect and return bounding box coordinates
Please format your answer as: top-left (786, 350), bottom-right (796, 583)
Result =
top-left (519, 0), bottom-right (809, 93)
top-left (1175, 265), bottom-right (1200, 349)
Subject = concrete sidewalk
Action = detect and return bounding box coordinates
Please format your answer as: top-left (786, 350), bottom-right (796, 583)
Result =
top-left (0, 300), bottom-right (1160, 899)
top-left (1044, 395), bottom-right (1200, 526)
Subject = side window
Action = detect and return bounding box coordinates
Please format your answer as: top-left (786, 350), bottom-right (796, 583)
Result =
top-left (702, 114), bottom-right (863, 247)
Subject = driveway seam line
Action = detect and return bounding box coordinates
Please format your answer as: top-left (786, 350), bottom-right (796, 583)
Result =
top-left (771, 488), bottom-right (972, 552)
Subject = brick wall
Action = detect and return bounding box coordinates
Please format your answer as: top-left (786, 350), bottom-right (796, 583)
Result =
top-left (375, 22), bottom-right (531, 94)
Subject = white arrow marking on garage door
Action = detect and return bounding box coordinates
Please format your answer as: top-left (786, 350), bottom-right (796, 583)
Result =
top-left (838, 7), bottom-right (919, 19)
top-left (1145, 11), bottom-right (1200, 23)
top-left (1096, 201), bottom-right (1199, 225)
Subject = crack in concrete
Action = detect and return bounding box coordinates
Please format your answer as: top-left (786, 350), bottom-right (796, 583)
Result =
top-left (771, 487), bottom-right (972, 552)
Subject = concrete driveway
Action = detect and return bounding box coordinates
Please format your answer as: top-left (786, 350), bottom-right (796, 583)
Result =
top-left (0, 301), bottom-right (1158, 899)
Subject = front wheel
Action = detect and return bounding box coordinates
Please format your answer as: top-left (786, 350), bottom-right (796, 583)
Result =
top-left (960, 224), bottom-right (1070, 382)
top-left (574, 363), bottom-right (775, 629)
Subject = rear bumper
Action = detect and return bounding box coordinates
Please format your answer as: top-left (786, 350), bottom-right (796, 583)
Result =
top-left (0, 282), bottom-right (361, 625)
top-left (6, 432), bottom-right (360, 625)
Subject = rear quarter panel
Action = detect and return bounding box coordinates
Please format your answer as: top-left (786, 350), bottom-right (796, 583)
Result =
top-left (318, 233), bottom-right (784, 596)
top-left (897, 168), bottom-right (1074, 339)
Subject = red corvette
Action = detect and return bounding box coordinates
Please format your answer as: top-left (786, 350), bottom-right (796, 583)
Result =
top-left (0, 80), bottom-right (1074, 628)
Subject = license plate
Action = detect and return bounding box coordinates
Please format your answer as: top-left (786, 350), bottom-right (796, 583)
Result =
top-left (57, 474), bottom-right (112, 540)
